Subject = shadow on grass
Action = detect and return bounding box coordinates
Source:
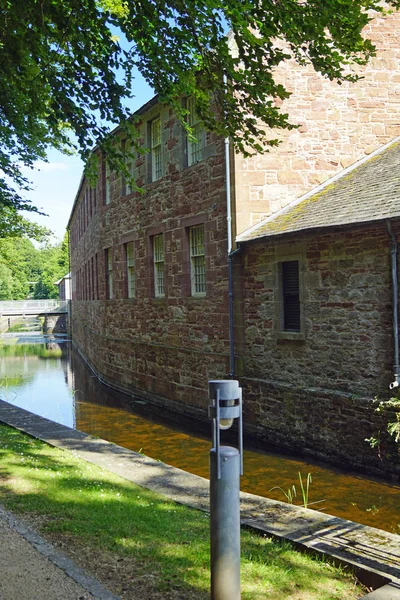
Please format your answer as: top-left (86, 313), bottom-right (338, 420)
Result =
top-left (0, 426), bottom-right (362, 600)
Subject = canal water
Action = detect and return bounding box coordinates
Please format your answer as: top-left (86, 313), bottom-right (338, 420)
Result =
top-left (0, 325), bottom-right (399, 534)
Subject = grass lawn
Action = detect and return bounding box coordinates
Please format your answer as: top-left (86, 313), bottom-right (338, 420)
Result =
top-left (0, 425), bottom-right (364, 599)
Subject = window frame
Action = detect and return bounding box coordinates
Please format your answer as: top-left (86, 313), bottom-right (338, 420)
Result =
top-left (106, 248), bottom-right (113, 299)
top-left (153, 233), bottom-right (165, 298)
top-left (189, 224), bottom-right (206, 297)
top-left (125, 241), bottom-right (136, 298)
top-left (186, 96), bottom-right (205, 167)
top-left (276, 258), bottom-right (305, 340)
top-left (105, 161), bottom-right (111, 205)
top-left (150, 117), bottom-right (162, 182)
top-left (123, 139), bottom-right (135, 196)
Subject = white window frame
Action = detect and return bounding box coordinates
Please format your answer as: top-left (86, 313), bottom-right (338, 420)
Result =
top-left (105, 162), bottom-right (111, 205)
top-left (126, 241), bottom-right (135, 298)
top-left (151, 117), bottom-right (162, 181)
top-left (124, 140), bottom-right (134, 195)
top-left (153, 234), bottom-right (165, 297)
top-left (190, 225), bottom-right (206, 296)
top-left (187, 97), bottom-right (204, 166)
top-left (106, 248), bottom-right (113, 299)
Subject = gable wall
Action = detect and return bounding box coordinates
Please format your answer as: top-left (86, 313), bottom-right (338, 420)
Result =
top-left (234, 10), bottom-right (400, 235)
top-left (239, 221), bottom-right (400, 474)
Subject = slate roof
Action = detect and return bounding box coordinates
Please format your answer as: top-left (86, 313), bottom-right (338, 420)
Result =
top-left (238, 138), bottom-right (400, 243)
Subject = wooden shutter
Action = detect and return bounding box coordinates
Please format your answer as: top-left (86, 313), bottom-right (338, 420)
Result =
top-left (282, 261), bottom-right (300, 331)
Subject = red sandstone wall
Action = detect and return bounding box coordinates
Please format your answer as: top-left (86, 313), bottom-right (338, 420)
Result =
top-left (70, 103), bottom-right (231, 409)
top-left (241, 225), bottom-right (393, 395)
top-left (234, 10), bottom-right (400, 234)
top-left (239, 222), bottom-right (400, 475)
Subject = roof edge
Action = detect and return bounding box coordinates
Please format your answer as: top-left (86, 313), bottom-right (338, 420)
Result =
top-left (236, 135), bottom-right (400, 243)
top-left (241, 214), bottom-right (400, 245)
top-left (67, 94), bottom-right (159, 230)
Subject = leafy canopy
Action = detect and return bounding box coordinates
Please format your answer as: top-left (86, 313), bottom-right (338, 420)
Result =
top-left (0, 233), bottom-right (69, 300)
top-left (1, 0), bottom-right (400, 213)
top-left (0, 207), bottom-right (51, 241)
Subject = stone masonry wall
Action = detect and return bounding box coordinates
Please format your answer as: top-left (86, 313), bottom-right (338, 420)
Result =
top-left (234, 9), bottom-right (400, 234)
top-left (239, 221), bottom-right (400, 476)
top-left (70, 102), bottom-right (231, 413)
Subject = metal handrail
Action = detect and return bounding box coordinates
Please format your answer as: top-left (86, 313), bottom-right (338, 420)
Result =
top-left (0, 300), bottom-right (69, 314)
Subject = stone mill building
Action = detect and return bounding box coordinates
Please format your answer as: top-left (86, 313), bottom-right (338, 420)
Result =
top-left (68, 9), bottom-right (400, 478)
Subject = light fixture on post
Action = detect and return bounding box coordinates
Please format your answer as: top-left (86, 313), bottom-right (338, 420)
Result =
top-left (208, 379), bottom-right (243, 600)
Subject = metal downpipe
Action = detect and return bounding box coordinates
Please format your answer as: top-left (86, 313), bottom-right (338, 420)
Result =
top-left (387, 220), bottom-right (399, 390)
top-left (223, 76), bottom-right (235, 378)
top-left (224, 103), bottom-right (241, 378)
top-left (223, 73), bottom-right (244, 378)
top-left (228, 246), bottom-right (241, 377)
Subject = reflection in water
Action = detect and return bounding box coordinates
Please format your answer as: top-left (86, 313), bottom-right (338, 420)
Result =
top-left (0, 338), bottom-right (75, 428)
top-left (0, 335), bottom-right (399, 533)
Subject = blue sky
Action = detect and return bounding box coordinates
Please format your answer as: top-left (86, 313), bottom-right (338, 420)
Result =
top-left (21, 72), bottom-right (154, 243)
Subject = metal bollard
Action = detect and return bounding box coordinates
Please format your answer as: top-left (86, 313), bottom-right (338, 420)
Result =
top-left (210, 445), bottom-right (241, 600)
top-left (208, 380), bottom-right (243, 600)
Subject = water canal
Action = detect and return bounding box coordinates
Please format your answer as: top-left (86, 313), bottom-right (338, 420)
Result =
top-left (0, 324), bottom-right (399, 534)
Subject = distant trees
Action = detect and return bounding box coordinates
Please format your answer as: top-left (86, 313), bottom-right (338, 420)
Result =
top-left (33, 234), bottom-right (69, 299)
top-left (0, 233), bottom-right (69, 300)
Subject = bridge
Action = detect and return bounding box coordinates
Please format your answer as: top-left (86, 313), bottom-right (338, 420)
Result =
top-left (0, 300), bottom-right (69, 316)
top-left (0, 300), bottom-right (70, 335)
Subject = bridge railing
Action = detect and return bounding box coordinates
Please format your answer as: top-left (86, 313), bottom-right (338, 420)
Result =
top-left (0, 300), bottom-right (70, 314)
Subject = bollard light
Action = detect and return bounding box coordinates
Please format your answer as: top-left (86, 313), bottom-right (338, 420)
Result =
top-left (208, 380), bottom-right (243, 600)
top-left (208, 380), bottom-right (243, 476)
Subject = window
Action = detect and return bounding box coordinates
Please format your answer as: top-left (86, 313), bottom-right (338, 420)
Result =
top-left (95, 253), bottom-right (99, 299)
top-left (151, 117), bottom-right (162, 181)
top-left (91, 256), bottom-right (95, 300)
top-left (190, 225), bottom-right (206, 296)
top-left (280, 260), bottom-right (301, 332)
top-left (87, 261), bottom-right (92, 300)
top-left (124, 140), bottom-right (134, 195)
top-left (187, 97), bottom-right (204, 166)
top-left (125, 242), bottom-right (135, 298)
top-left (153, 234), bottom-right (165, 297)
top-left (89, 187), bottom-right (93, 218)
top-left (105, 162), bottom-right (111, 204)
top-left (106, 248), bottom-right (113, 299)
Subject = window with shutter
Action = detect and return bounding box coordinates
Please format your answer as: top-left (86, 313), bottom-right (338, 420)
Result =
top-left (281, 260), bottom-right (301, 332)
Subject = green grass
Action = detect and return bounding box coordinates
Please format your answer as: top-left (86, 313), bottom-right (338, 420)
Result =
top-left (0, 425), bottom-right (363, 599)
top-left (0, 344), bottom-right (62, 359)
top-left (7, 323), bottom-right (29, 332)
top-left (37, 348), bottom-right (63, 359)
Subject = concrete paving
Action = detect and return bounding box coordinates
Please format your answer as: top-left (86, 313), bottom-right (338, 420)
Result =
top-left (0, 506), bottom-right (119, 600)
top-left (0, 398), bottom-right (399, 599)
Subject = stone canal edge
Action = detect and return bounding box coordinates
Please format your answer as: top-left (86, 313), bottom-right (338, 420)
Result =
top-left (0, 399), bottom-right (399, 600)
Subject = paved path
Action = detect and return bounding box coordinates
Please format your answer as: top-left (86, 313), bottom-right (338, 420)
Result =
top-left (0, 506), bottom-right (119, 600)
top-left (0, 399), bottom-right (400, 599)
